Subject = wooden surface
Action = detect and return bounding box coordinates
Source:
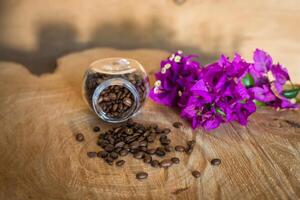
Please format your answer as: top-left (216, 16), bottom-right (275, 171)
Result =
top-left (0, 48), bottom-right (299, 200)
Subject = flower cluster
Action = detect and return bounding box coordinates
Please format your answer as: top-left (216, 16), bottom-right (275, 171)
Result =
top-left (149, 49), bottom-right (299, 130)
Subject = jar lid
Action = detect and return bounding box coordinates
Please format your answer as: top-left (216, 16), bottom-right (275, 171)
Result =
top-left (90, 58), bottom-right (145, 75)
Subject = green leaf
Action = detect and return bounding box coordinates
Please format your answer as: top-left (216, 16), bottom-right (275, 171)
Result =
top-left (254, 100), bottom-right (265, 106)
top-left (282, 88), bottom-right (300, 99)
top-left (216, 107), bottom-right (225, 116)
top-left (242, 73), bottom-right (254, 88)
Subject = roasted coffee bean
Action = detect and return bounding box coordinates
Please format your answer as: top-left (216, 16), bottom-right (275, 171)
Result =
top-left (93, 126), bottom-right (100, 132)
top-left (150, 160), bottom-right (160, 168)
top-left (187, 140), bottom-right (196, 148)
top-left (147, 148), bottom-right (156, 155)
top-left (160, 159), bottom-right (173, 168)
top-left (104, 144), bottom-right (114, 152)
top-left (185, 147), bottom-right (193, 155)
top-left (125, 128), bottom-right (134, 135)
top-left (119, 149), bottom-right (129, 156)
top-left (171, 157), bottom-right (180, 164)
top-left (139, 140), bottom-right (148, 147)
top-left (123, 98), bottom-right (133, 107)
top-left (97, 151), bottom-right (108, 158)
top-left (192, 170), bottom-right (201, 178)
top-left (211, 158), bottom-right (221, 166)
top-left (155, 149), bottom-right (166, 157)
top-left (115, 141), bottom-right (125, 148)
top-left (87, 151), bottom-right (97, 158)
top-left (160, 138), bottom-right (171, 146)
top-left (116, 160), bottom-right (125, 166)
top-left (133, 151), bottom-right (144, 159)
top-left (143, 154), bottom-right (152, 163)
top-left (110, 152), bottom-right (119, 159)
top-left (136, 172), bottom-right (148, 180)
top-left (105, 157), bottom-right (114, 165)
top-left (173, 122), bottom-right (183, 128)
top-left (164, 145), bottom-right (173, 152)
top-left (175, 145), bottom-right (186, 152)
top-left (129, 141), bottom-right (140, 149)
top-left (75, 133), bottom-right (84, 142)
top-left (139, 146), bottom-right (148, 152)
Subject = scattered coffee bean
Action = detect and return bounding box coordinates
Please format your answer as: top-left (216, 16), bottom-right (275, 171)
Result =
top-left (171, 157), bottom-right (180, 164)
top-left (87, 151), bottom-right (97, 158)
top-left (116, 160), bottom-right (125, 166)
top-left (136, 172), bottom-right (148, 180)
top-left (143, 154), bottom-right (152, 163)
top-left (211, 158), bottom-right (221, 166)
top-left (150, 160), bottom-right (160, 168)
top-left (133, 151), bottom-right (144, 159)
top-left (75, 133), bottom-right (84, 142)
top-left (147, 148), bottom-right (156, 155)
top-left (93, 126), bottom-right (100, 132)
top-left (173, 122), bottom-right (183, 128)
top-left (119, 149), bottom-right (129, 156)
top-left (110, 152), bottom-right (119, 159)
top-left (175, 145), bottom-right (186, 152)
top-left (155, 148), bottom-right (166, 157)
top-left (97, 151), bottom-right (108, 158)
top-left (160, 159), bottom-right (173, 168)
top-left (192, 170), bottom-right (201, 178)
top-left (164, 145), bottom-right (173, 152)
top-left (185, 147), bottom-right (193, 155)
top-left (187, 140), bottom-right (196, 148)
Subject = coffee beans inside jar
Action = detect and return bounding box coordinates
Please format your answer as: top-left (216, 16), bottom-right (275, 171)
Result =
top-left (82, 58), bottom-right (149, 123)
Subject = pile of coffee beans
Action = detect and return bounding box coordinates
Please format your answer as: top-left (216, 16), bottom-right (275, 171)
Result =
top-left (84, 72), bottom-right (148, 119)
top-left (97, 85), bottom-right (134, 118)
top-left (77, 119), bottom-right (221, 181)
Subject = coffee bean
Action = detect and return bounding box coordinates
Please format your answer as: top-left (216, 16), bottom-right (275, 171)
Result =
top-left (119, 149), bottom-right (129, 156)
top-left (129, 141), bottom-right (140, 149)
top-left (160, 159), bottom-right (173, 168)
top-left (147, 148), bottom-right (156, 155)
top-left (187, 140), bottom-right (196, 148)
top-left (123, 98), bottom-right (132, 107)
top-left (173, 122), bottom-right (183, 128)
top-left (87, 151), bottom-right (97, 158)
top-left (136, 172), bottom-right (148, 180)
top-left (211, 158), bottom-right (221, 166)
top-left (143, 154), bottom-right (152, 163)
top-left (185, 147), bottom-right (193, 155)
top-left (105, 157), bottom-right (114, 165)
top-left (164, 145), bottom-right (173, 152)
top-left (75, 133), bottom-right (84, 142)
top-left (116, 160), bottom-right (125, 166)
top-left (160, 138), bottom-right (171, 146)
top-left (93, 126), bottom-right (100, 132)
top-left (97, 151), bottom-right (108, 158)
top-left (115, 141), bottom-right (125, 148)
top-left (133, 151), bottom-right (144, 159)
top-left (155, 149), bottom-right (166, 157)
top-left (171, 157), bottom-right (180, 164)
top-left (110, 152), bottom-right (119, 159)
top-left (175, 145), bottom-right (185, 152)
top-left (192, 170), bottom-right (201, 178)
top-left (150, 160), bottom-right (160, 168)
top-left (104, 144), bottom-right (114, 152)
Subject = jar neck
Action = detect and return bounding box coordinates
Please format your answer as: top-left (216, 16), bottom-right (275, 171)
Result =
top-left (92, 78), bottom-right (140, 123)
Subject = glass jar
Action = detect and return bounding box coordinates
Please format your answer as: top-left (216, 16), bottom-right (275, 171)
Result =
top-left (82, 58), bottom-right (150, 123)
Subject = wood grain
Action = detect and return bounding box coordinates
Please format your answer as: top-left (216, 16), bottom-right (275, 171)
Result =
top-left (0, 48), bottom-right (299, 200)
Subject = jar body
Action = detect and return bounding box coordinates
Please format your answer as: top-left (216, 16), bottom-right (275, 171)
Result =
top-left (82, 58), bottom-right (149, 123)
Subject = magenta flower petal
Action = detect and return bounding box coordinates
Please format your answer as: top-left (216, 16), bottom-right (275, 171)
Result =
top-left (253, 49), bottom-right (273, 73)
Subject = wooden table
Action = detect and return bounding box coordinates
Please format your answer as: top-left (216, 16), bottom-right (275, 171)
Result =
top-left (0, 48), bottom-right (299, 200)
